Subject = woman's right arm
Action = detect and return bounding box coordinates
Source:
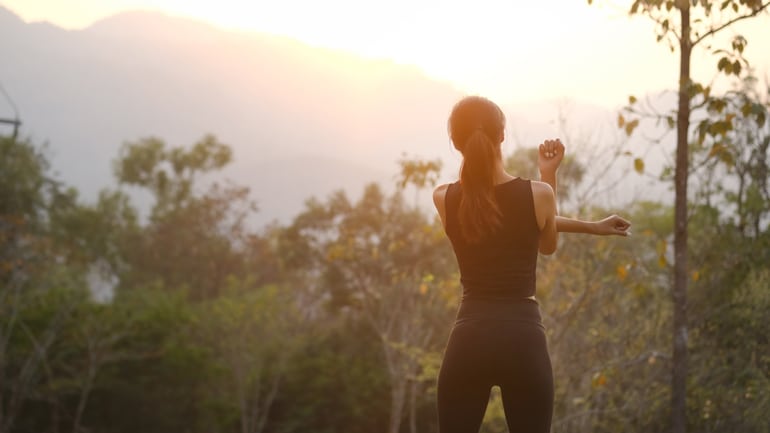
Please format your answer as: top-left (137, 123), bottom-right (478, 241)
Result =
top-left (538, 139), bottom-right (564, 207)
top-left (537, 139), bottom-right (631, 237)
top-left (532, 181), bottom-right (558, 255)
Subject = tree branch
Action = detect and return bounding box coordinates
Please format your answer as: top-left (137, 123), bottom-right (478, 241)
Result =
top-left (692, 2), bottom-right (770, 47)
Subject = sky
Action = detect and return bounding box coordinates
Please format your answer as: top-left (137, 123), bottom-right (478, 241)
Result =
top-left (2, 0), bottom-right (770, 107)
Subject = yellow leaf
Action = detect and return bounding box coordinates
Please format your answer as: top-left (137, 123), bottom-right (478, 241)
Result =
top-left (419, 283), bottom-right (428, 295)
top-left (592, 372), bottom-right (607, 388)
top-left (616, 265), bottom-right (628, 281)
top-left (692, 270), bottom-right (700, 282)
top-left (326, 244), bottom-right (345, 261)
top-left (634, 158), bottom-right (645, 174)
top-left (625, 119), bottom-right (640, 136)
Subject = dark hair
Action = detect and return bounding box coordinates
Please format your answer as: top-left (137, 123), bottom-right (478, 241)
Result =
top-left (448, 96), bottom-right (506, 243)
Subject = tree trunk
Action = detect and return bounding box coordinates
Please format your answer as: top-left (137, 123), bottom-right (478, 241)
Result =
top-left (50, 398), bottom-right (60, 433)
top-left (673, 4), bottom-right (691, 433)
top-left (387, 378), bottom-right (406, 433)
top-left (408, 379), bottom-right (418, 433)
top-left (72, 373), bottom-right (93, 433)
top-left (72, 353), bottom-right (97, 433)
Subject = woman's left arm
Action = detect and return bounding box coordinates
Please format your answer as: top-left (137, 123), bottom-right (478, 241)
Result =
top-left (556, 215), bottom-right (631, 236)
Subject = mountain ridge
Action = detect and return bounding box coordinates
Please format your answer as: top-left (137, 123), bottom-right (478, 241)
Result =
top-left (1, 6), bottom-right (667, 225)
top-left (1, 6), bottom-right (471, 224)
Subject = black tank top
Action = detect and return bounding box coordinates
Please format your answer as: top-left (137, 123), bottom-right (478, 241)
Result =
top-left (444, 178), bottom-right (540, 300)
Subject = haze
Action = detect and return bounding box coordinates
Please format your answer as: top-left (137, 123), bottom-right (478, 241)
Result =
top-left (5, 0), bottom-right (770, 107)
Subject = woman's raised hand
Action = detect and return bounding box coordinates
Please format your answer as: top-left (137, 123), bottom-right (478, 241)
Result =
top-left (594, 215), bottom-right (632, 237)
top-left (538, 139), bottom-right (565, 175)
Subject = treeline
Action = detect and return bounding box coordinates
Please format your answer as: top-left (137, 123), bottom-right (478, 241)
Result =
top-left (0, 102), bottom-right (768, 433)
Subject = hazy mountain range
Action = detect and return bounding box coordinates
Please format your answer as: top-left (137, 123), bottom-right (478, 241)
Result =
top-left (0, 6), bottom-right (667, 225)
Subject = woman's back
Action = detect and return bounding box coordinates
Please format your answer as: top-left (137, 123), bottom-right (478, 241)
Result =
top-left (444, 178), bottom-right (540, 300)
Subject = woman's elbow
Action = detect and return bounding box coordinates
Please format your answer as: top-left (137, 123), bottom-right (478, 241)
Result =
top-left (539, 247), bottom-right (557, 256)
top-left (539, 242), bottom-right (558, 255)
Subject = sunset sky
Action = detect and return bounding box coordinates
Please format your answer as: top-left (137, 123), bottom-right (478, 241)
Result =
top-left (3, 0), bottom-right (770, 107)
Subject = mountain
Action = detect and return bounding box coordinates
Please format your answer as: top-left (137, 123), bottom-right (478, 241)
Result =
top-left (0, 7), bottom-right (670, 225)
top-left (0, 7), bottom-right (468, 225)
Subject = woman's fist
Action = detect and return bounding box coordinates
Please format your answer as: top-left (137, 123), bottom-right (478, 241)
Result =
top-left (538, 139), bottom-right (565, 174)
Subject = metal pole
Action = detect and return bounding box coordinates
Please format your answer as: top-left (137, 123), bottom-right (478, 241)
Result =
top-left (0, 82), bottom-right (21, 139)
top-left (0, 118), bottom-right (21, 139)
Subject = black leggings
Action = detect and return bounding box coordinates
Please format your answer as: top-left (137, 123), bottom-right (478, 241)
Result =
top-left (437, 299), bottom-right (553, 433)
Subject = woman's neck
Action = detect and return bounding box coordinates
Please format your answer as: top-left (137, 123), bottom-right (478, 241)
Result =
top-left (492, 158), bottom-right (515, 185)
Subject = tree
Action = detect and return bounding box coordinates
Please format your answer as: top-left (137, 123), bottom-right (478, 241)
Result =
top-left (286, 183), bottom-right (456, 433)
top-left (0, 136), bottom-right (83, 433)
top-left (689, 78), bottom-right (770, 237)
top-left (191, 284), bottom-right (299, 433)
top-left (545, 201), bottom-right (673, 432)
top-left (587, 1), bottom-right (770, 431)
top-left (58, 292), bottom-right (169, 433)
top-left (113, 135), bottom-right (259, 300)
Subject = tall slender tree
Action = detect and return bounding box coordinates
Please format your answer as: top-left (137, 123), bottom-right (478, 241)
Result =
top-left (588, 1), bottom-right (770, 431)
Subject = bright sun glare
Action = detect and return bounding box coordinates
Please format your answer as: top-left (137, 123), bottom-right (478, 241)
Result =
top-left (135, 0), bottom-right (653, 104)
top-left (4, 0), bottom-right (770, 106)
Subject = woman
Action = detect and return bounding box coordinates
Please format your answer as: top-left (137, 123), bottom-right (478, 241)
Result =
top-left (432, 96), bottom-right (630, 433)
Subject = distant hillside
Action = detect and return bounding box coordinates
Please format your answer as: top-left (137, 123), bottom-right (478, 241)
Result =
top-left (0, 7), bottom-right (670, 224)
top-left (0, 7), bottom-right (469, 224)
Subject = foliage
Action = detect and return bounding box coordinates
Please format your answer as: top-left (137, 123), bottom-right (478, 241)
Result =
top-left (587, 1), bottom-right (770, 432)
top-left (284, 182), bottom-right (457, 433)
top-left (112, 135), bottom-right (266, 300)
top-left (2, 122), bottom-right (768, 433)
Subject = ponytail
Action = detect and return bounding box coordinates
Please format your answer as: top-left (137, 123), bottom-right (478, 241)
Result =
top-left (458, 128), bottom-right (502, 243)
top-left (448, 96), bottom-right (505, 244)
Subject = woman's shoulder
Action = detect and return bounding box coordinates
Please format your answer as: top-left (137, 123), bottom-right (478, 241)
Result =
top-left (433, 183), bottom-right (451, 194)
top-left (432, 183), bottom-right (451, 206)
top-left (529, 180), bottom-right (554, 196)
top-left (528, 180), bottom-right (555, 207)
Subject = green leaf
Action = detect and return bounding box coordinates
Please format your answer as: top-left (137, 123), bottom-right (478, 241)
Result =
top-left (625, 119), bottom-right (640, 136)
top-left (708, 99), bottom-right (727, 113)
top-left (708, 142), bottom-right (726, 158)
top-left (660, 166), bottom-right (674, 180)
top-left (732, 35), bottom-right (747, 54)
top-left (732, 60), bottom-right (742, 76)
top-left (717, 57), bottom-right (731, 72)
top-left (741, 102), bottom-right (752, 116)
top-left (756, 112), bottom-right (766, 127)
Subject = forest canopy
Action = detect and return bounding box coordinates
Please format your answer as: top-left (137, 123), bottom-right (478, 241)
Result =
top-left (1, 92), bottom-right (768, 433)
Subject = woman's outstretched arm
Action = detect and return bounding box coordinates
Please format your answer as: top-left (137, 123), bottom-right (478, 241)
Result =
top-left (556, 215), bottom-right (631, 236)
top-left (537, 139), bottom-right (631, 237)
